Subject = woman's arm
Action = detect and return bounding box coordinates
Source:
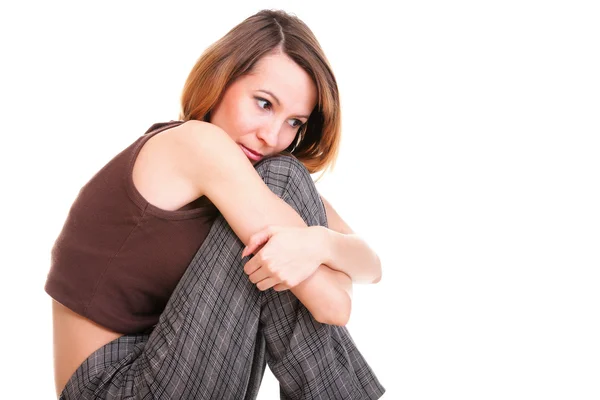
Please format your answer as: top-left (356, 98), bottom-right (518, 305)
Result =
top-left (241, 194), bottom-right (383, 288)
top-left (319, 195), bottom-right (382, 284)
top-left (135, 120), bottom-right (351, 325)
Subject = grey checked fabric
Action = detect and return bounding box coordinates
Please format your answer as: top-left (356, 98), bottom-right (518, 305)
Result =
top-left (60, 155), bottom-right (385, 399)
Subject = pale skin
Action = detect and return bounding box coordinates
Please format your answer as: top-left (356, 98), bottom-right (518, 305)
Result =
top-left (51, 50), bottom-right (382, 397)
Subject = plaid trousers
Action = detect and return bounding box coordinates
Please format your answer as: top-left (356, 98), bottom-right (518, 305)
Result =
top-left (60, 155), bottom-right (385, 399)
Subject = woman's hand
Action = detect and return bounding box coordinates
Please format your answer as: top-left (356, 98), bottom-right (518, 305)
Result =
top-left (242, 225), bottom-right (326, 291)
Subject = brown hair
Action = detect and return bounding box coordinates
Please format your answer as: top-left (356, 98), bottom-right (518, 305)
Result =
top-left (179, 9), bottom-right (341, 174)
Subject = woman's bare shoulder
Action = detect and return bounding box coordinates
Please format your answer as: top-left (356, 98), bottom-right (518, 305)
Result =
top-left (132, 120), bottom-right (221, 211)
top-left (162, 119), bottom-right (226, 142)
top-left (132, 120), bottom-right (243, 210)
top-left (145, 119), bottom-right (234, 157)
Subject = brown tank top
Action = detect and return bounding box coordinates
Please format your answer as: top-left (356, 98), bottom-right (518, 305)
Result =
top-left (45, 121), bottom-right (217, 334)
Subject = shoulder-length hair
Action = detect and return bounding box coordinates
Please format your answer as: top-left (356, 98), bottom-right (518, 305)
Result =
top-left (179, 9), bottom-right (341, 175)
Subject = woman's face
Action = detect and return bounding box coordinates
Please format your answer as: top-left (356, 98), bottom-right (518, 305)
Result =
top-left (209, 51), bottom-right (317, 164)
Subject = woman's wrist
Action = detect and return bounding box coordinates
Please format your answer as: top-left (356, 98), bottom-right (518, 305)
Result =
top-left (312, 225), bottom-right (335, 268)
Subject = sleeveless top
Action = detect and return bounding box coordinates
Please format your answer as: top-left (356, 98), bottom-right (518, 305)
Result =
top-left (45, 121), bottom-right (218, 334)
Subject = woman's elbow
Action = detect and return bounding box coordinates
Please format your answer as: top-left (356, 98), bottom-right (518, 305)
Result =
top-left (371, 254), bottom-right (382, 284)
top-left (315, 292), bottom-right (352, 326)
top-left (372, 270), bottom-right (382, 284)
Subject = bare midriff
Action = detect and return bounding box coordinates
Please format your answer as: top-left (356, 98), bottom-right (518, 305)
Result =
top-left (52, 300), bottom-right (123, 397)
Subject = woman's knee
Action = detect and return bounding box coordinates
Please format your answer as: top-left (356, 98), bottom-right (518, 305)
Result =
top-left (254, 154), bottom-right (326, 226)
top-left (253, 154), bottom-right (316, 199)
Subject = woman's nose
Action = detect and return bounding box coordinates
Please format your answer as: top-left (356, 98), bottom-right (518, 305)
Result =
top-left (257, 123), bottom-right (279, 148)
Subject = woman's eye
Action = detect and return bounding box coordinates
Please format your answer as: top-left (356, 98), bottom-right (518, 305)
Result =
top-left (288, 119), bottom-right (303, 128)
top-left (256, 98), bottom-right (272, 110)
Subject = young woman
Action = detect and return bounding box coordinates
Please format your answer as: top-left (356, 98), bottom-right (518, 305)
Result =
top-left (46, 9), bottom-right (385, 399)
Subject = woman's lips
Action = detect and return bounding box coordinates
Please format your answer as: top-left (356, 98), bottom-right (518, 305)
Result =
top-left (239, 145), bottom-right (263, 161)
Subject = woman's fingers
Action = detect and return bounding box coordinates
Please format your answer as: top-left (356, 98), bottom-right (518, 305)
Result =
top-left (248, 266), bottom-right (269, 284)
top-left (273, 283), bottom-right (290, 292)
top-left (241, 225), bottom-right (280, 258)
top-left (242, 231), bottom-right (268, 258)
top-left (242, 233), bottom-right (267, 258)
top-left (256, 277), bottom-right (278, 291)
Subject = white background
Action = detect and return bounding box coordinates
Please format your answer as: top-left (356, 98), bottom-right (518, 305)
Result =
top-left (1, 0), bottom-right (599, 399)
